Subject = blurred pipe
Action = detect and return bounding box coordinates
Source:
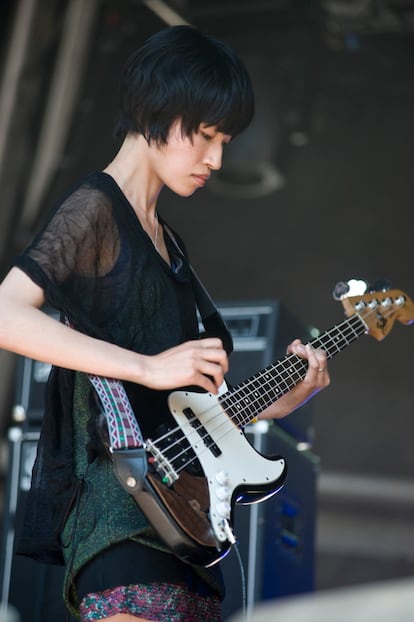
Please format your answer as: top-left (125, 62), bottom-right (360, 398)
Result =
top-left (19, 0), bottom-right (100, 230)
top-left (142, 0), bottom-right (191, 25)
top-left (0, 0), bottom-right (37, 176)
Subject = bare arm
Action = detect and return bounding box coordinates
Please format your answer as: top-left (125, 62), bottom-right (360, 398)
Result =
top-left (0, 267), bottom-right (228, 394)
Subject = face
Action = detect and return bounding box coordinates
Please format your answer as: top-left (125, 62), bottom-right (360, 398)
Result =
top-left (149, 121), bottom-right (232, 196)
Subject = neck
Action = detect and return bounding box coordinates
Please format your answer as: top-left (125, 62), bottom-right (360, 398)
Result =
top-left (104, 134), bottom-right (162, 220)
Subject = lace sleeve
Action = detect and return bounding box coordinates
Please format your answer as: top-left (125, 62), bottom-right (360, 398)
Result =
top-left (14, 180), bottom-right (122, 331)
top-left (26, 184), bottom-right (119, 282)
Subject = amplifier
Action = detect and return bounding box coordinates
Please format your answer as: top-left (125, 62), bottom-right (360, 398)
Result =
top-left (12, 307), bottom-right (58, 428)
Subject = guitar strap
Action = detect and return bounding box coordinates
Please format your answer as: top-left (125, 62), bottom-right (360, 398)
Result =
top-left (88, 373), bottom-right (148, 495)
top-left (163, 223), bottom-right (233, 355)
top-left (63, 318), bottom-right (147, 493)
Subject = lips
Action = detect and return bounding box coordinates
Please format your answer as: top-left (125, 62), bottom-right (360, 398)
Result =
top-left (192, 174), bottom-right (210, 187)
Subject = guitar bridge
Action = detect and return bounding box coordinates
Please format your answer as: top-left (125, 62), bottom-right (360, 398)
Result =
top-left (145, 439), bottom-right (179, 486)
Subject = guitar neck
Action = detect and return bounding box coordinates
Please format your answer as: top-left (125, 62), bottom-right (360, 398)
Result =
top-left (219, 312), bottom-right (367, 427)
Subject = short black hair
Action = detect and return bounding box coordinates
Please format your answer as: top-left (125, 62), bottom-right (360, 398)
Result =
top-left (114, 25), bottom-right (255, 144)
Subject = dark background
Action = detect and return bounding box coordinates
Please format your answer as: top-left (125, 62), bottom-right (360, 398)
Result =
top-left (0, 0), bottom-right (413, 616)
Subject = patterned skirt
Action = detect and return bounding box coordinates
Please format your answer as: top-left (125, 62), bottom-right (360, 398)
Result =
top-left (76, 539), bottom-right (223, 621)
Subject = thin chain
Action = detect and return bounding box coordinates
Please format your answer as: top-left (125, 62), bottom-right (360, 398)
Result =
top-left (153, 210), bottom-right (159, 251)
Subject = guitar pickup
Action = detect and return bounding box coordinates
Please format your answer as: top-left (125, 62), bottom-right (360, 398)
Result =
top-left (183, 407), bottom-right (222, 457)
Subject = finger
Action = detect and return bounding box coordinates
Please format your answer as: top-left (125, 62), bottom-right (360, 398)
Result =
top-left (314, 348), bottom-right (328, 374)
top-left (300, 344), bottom-right (328, 377)
top-left (194, 372), bottom-right (222, 395)
top-left (197, 360), bottom-right (226, 391)
top-left (305, 343), bottom-right (321, 369)
top-left (187, 342), bottom-right (228, 391)
top-left (199, 337), bottom-right (225, 350)
top-left (286, 339), bottom-right (303, 355)
top-left (307, 346), bottom-right (330, 386)
top-left (197, 343), bottom-right (229, 375)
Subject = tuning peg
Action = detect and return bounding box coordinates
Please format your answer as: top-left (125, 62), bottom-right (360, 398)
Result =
top-left (367, 279), bottom-right (392, 293)
top-left (333, 279), bottom-right (367, 300)
top-left (333, 281), bottom-right (350, 300)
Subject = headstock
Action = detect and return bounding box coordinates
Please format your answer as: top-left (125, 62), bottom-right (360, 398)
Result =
top-left (333, 279), bottom-right (414, 341)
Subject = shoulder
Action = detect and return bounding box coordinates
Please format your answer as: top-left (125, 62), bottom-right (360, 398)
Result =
top-left (62, 172), bottom-right (114, 211)
top-left (50, 172), bottom-right (117, 230)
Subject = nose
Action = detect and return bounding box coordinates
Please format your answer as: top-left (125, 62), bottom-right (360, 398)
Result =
top-left (205, 143), bottom-right (223, 171)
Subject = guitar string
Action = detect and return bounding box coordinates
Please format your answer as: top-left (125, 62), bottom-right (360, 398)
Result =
top-left (148, 301), bottom-right (400, 475)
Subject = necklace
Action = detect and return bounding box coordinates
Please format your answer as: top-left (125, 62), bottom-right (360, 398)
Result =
top-left (136, 208), bottom-right (159, 251)
top-left (140, 209), bottom-right (159, 251)
top-left (153, 211), bottom-right (159, 251)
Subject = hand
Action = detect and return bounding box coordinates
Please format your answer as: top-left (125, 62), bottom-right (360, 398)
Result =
top-left (260, 339), bottom-right (330, 420)
top-left (140, 338), bottom-right (229, 394)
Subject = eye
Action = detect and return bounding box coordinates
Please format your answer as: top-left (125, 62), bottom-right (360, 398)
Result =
top-left (201, 131), bottom-right (213, 141)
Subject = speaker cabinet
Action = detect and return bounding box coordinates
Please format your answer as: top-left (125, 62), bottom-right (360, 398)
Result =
top-left (221, 423), bottom-right (319, 620)
top-left (11, 306), bottom-right (58, 429)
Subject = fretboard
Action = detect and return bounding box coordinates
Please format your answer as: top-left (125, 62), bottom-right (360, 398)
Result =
top-left (219, 313), bottom-right (367, 428)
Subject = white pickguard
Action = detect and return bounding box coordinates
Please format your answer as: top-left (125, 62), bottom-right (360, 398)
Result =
top-left (168, 382), bottom-right (286, 544)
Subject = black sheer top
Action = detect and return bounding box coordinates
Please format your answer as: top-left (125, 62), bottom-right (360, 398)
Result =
top-left (14, 172), bottom-right (205, 563)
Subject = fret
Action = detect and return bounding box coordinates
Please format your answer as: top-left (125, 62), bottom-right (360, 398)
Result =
top-left (249, 377), bottom-right (269, 412)
top-left (312, 317), bottom-right (365, 359)
top-left (234, 384), bottom-right (256, 421)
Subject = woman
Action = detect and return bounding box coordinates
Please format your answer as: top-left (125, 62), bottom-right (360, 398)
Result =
top-left (0, 25), bottom-right (329, 622)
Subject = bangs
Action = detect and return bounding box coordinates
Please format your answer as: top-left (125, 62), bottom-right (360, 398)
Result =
top-left (180, 61), bottom-right (255, 138)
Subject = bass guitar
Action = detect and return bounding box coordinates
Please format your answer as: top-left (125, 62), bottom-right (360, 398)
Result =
top-left (92, 280), bottom-right (414, 568)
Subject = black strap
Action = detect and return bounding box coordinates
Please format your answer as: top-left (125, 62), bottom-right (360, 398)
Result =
top-left (164, 224), bottom-right (233, 354)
